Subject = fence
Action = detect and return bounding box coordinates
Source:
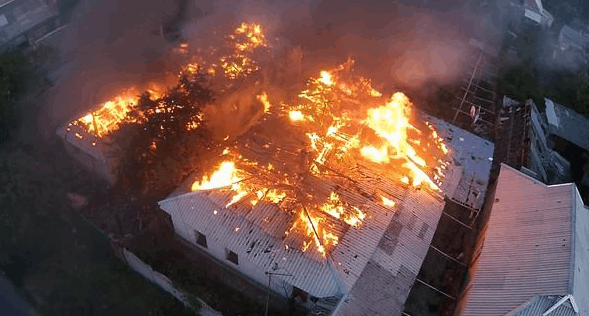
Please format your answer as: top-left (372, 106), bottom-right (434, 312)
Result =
top-left (114, 245), bottom-right (222, 316)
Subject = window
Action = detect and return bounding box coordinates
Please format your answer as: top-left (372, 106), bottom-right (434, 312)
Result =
top-left (226, 249), bottom-right (238, 265)
top-left (195, 230), bottom-right (207, 248)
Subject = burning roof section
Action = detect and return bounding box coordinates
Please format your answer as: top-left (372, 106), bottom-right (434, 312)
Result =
top-left (160, 38), bottom-right (457, 300)
top-left (421, 113), bottom-right (493, 210)
top-left (60, 21), bottom-right (272, 142)
top-left (182, 61), bottom-right (451, 257)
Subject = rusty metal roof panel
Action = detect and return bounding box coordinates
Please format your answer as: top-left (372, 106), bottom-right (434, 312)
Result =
top-left (456, 164), bottom-right (576, 316)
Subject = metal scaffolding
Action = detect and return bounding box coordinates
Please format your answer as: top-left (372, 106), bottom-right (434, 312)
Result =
top-left (451, 49), bottom-right (498, 140)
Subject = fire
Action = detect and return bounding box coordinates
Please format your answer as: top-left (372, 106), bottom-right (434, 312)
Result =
top-left (75, 89), bottom-right (142, 137)
top-left (360, 92), bottom-right (440, 190)
top-left (287, 209), bottom-right (339, 256)
top-left (257, 92), bottom-right (272, 113)
top-left (187, 59), bottom-right (448, 256)
top-left (319, 71), bottom-right (334, 86)
top-left (65, 20), bottom-right (450, 258)
top-left (319, 192), bottom-right (365, 227)
top-left (381, 196), bottom-right (395, 207)
top-left (289, 110), bottom-right (305, 121)
top-left (191, 161), bottom-right (243, 191)
top-left (235, 22), bottom-right (267, 51)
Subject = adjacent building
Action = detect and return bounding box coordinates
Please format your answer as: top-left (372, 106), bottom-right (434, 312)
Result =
top-left (495, 97), bottom-right (572, 185)
top-left (455, 163), bottom-right (589, 315)
top-left (523, 0), bottom-right (553, 28)
top-left (56, 122), bottom-right (121, 186)
top-left (0, 0), bottom-right (63, 52)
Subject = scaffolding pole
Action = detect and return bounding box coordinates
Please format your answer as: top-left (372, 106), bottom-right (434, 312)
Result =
top-left (454, 52), bottom-right (483, 124)
top-left (415, 278), bottom-right (455, 300)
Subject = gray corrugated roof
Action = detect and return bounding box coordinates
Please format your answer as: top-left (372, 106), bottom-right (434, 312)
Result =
top-left (456, 163), bottom-right (589, 316)
top-left (507, 295), bottom-right (576, 316)
top-left (159, 163), bottom-right (453, 299)
top-left (334, 185), bottom-right (448, 316)
top-left (544, 98), bottom-right (589, 152)
top-left (558, 25), bottom-right (589, 50)
top-left (0, 0), bottom-right (58, 46)
top-left (572, 186), bottom-right (589, 315)
top-left (421, 113), bottom-right (494, 209)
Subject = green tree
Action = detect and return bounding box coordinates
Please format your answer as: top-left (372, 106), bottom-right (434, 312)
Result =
top-left (114, 71), bottom-right (217, 200)
top-left (0, 49), bottom-right (31, 142)
top-left (496, 61), bottom-right (544, 105)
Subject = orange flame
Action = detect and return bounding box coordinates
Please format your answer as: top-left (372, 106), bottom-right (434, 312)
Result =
top-left (76, 89), bottom-right (143, 137)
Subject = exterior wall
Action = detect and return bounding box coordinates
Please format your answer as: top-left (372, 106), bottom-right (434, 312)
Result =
top-left (168, 210), bottom-right (293, 298)
top-left (572, 187), bottom-right (589, 314)
top-left (62, 139), bottom-right (117, 185)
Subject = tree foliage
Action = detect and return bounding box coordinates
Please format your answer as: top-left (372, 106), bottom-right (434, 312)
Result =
top-left (114, 71), bottom-right (218, 199)
top-left (542, 67), bottom-right (589, 117)
top-left (0, 49), bottom-right (32, 142)
top-left (496, 60), bottom-right (545, 107)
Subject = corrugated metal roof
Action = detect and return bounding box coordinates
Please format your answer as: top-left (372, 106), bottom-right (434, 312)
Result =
top-left (159, 160), bottom-right (456, 300)
top-left (0, 0), bottom-right (57, 46)
top-left (506, 295), bottom-right (576, 316)
top-left (56, 123), bottom-right (116, 162)
top-left (421, 113), bottom-right (494, 209)
top-left (334, 186), bottom-right (446, 316)
top-left (525, 9), bottom-right (542, 24)
top-left (572, 186), bottom-right (589, 315)
top-left (544, 98), bottom-right (589, 152)
top-left (558, 25), bottom-right (589, 50)
top-left (456, 164), bottom-right (582, 316)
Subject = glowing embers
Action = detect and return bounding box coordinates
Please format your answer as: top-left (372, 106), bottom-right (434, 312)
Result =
top-left (216, 22), bottom-right (268, 80)
top-left (234, 22), bottom-right (267, 51)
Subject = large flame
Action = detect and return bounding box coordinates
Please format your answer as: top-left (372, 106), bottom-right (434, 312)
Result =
top-left (190, 60), bottom-right (450, 257)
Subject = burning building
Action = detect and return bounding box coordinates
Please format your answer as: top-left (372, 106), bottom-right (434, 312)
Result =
top-left (55, 86), bottom-right (163, 185)
top-left (57, 21), bottom-right (467, 314)
top-left (454, 163), bottom-right (589, 315)
top-left (158, 51), bottom-right (462, 314)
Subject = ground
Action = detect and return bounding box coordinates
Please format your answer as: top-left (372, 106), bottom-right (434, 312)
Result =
top-left (0, 140), bottom-right (197, 315)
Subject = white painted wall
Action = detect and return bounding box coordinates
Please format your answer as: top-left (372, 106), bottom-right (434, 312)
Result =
top-left (169, 209), bottom-right (293, 298)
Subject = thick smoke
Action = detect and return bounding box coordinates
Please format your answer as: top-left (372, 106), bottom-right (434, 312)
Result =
top-left (182, 0), bottom-right (503, 89)
top-left (44, 0), bottom-right (508, 138)
top-left (43, 0), bottom-right (190, 136)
